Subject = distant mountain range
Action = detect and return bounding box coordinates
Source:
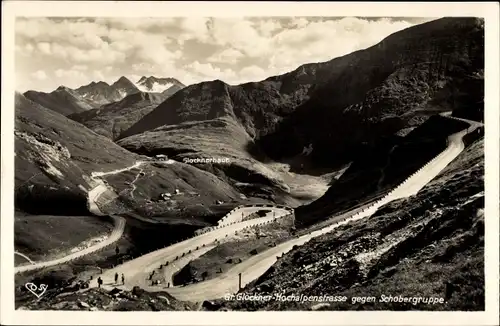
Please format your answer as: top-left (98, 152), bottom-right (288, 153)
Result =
top-left (23, 76), bottom-right (185, 116)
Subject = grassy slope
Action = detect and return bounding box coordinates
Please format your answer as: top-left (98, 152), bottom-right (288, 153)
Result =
top-left (220, 137), bottom-right (484, 311)
top-left (15, 213), bottom-right (114, 263)
top-left (15, 92), bottom-right (138, 196)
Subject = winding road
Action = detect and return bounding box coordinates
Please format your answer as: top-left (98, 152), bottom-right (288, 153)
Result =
top-left (14, 161), bottom-right (145, 274)
top-left (89, 208), bottom-right (291, 289)
top-left (90, 115), bottom-right (482, 301)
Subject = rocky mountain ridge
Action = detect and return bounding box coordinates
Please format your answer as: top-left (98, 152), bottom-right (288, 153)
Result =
top-left (23, 76), bottom-right (185, 117)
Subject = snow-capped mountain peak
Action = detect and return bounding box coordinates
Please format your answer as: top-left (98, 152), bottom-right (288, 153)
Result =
top-left (135, 76), bottom-right (184, 93)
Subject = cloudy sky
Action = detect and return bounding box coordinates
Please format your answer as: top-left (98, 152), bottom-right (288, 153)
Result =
top-left (15, 16), bottom-right (434, 92)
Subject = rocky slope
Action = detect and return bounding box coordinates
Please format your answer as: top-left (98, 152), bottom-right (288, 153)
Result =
top-left (219, 136), bottom-right (484, 311)
top-left (17, 136), bottom-right (484, 311)
top-left (69, 91), bottom-right (174, 140)
top-left (16, 276), bottom-right (195, 311)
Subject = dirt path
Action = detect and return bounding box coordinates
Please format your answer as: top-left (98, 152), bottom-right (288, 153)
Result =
top-left (14, 251), bottom-right (35, 265)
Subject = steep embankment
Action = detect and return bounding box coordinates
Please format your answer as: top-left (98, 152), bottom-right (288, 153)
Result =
top-left (15, 213), bottom-right (115, 264)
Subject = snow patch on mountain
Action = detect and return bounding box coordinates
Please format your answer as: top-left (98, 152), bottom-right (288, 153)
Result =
top-left (117, 89), bottom-right (128, 99)
top-left (135, 81), bottom-right (174, 93)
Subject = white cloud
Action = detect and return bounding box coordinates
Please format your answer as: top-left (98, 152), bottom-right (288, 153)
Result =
top-left (210, 18), bottom-right (272, 58)
top-left (256, 19), bottom-right (282, 36)
top-left (109, 40), bottom-right (133, 52)
top-left (186, 61), bottom-right (227, 77)
top-left (239, 65), bottom-right (267, 81)
top-left (207, 48), bottom-right (245, 64)
top-left (54, 69), bottom-right (86, 79)
top-left (61, 46), bottom-right (126, 65)
top-left (15, 17), bottom-right (419, 90)
top-left (184, 61), bottom-right (238, 84)
top-left (291, 18), bottom-right (309, 29)
top-left (266, 17), bottom-right (413, 77)
top-left (31, 70), bottom-right (48, 80)
top-left (94, 17), bottom-right (177, 32)
top-left (92, 70), bottom-right (106, 81)
top-left (36, 42), bottom-right (51, 55)
top-left (135, 44), bottom-right (180, 66)
top-left (50, 43), bottom-right (69, 59)
top-left (177, 17), bottom-right (211, 44)
top-left (132, 62), bottom-right (158, 73)
top-left (15, 43), bottom-right (35, 56)
top-left (73, 65), bottom-right (88, 71)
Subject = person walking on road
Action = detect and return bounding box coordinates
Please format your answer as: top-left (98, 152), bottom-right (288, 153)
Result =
top-left (121, 273), bottom-right (125, 285)
top-left (114, 272), bottom-right (118, 284)
top-left (97, 277), bottom-right (103, 288)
